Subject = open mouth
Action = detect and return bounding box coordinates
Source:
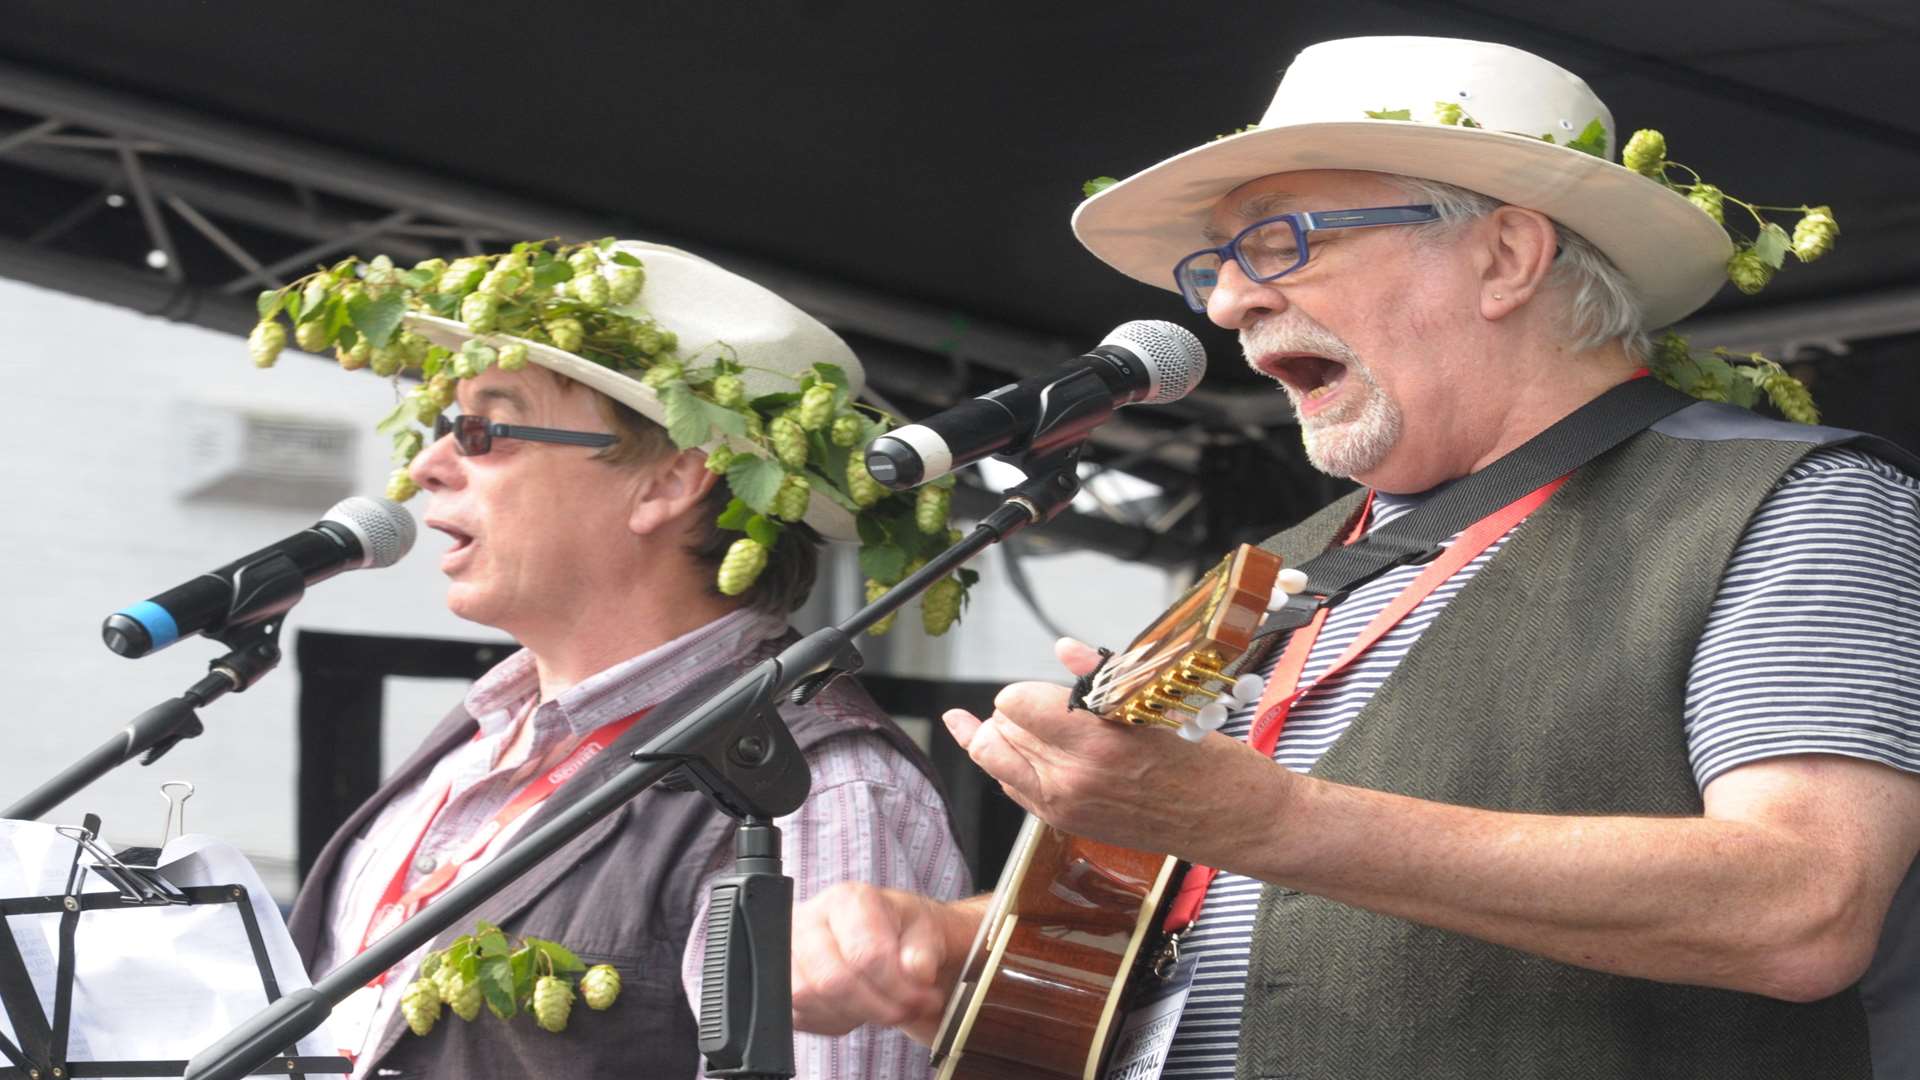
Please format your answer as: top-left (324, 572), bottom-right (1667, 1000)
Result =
top-left (430, 520), bottom-right (476, 553)
top-left (1256, 352), bottom-right (1350, 402)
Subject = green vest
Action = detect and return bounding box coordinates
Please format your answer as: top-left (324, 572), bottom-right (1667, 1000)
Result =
top-left (1236, 405), bottom-right (1904, 1080)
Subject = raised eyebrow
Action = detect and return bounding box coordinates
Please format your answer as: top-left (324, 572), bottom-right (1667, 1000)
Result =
top-left (1203, 193), bottom-right (1303, 245)
top-left (468, 386), bottom-right (530, 416)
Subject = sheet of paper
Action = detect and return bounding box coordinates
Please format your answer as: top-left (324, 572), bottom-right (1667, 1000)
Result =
top-left (0, 820), bottom-right (340, 1073)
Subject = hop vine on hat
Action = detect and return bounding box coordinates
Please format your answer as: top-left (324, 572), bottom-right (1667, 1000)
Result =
top-left (244, 238), bottom-right (975, 636)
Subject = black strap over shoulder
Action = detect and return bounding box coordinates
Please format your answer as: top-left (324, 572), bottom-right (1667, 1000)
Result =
top-left (1253, 377), bottom-right (1693, 642)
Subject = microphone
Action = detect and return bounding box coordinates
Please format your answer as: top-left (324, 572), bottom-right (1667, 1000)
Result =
top-left (864, 320), bottom-right (1206, 489)
top-left (102, 496), bottom-right (417, 658)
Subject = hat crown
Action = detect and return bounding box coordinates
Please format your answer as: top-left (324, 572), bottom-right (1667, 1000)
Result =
top-left (1260, 37), bottom-right (1616, 158)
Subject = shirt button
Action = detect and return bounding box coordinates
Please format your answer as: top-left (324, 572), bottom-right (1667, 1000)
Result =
top-left (414, 853), bottom-right (439, 875)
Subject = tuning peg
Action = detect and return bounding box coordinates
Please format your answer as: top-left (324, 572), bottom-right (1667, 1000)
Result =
top-left (1228, 674), bottom-right (1265, 705)
top-left (1266, 568), bottom-right (1311, 610)
top-left (1176, 699), bottom-right (1231, 743)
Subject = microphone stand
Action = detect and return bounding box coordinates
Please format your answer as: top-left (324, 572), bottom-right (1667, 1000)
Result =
top-left (5, 553), bottom-right (308, 821)
top-left (183, 443), bottom-right (1088, 1080)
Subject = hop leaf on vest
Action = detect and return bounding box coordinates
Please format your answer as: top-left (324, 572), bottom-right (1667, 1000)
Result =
top-left (294, 319), bottom-right (332, 354)
top-left (531, 975), bottom-right (574, 1033)
top-left (546, 317), bottom-right (584, 353)
top-left (1791, 205), bottom-right (1838, 262)
top-left (772, 474), bottom-right (811, 522)
top-left (712, 374), bottom-right (746, 408)
top-left (915, 485), bottom-right (950, 535)
top-left (796, 385), bottom-right (835, 431)
top-left (1687, 184), bottom-right (1725, 224)
top-left (846, 455), bottom-right (886, 508)
top-left (770, 416), bottom-right (809, 469)
top-left (1726, 248), bottom-right (1775, 295)
top-left (442, 968), bottom-right (483, 1022)
top-left (460, 292), bottom-right (500, 334)
top-left (717, 537), bottom-right (770, 596)
top-left (497, 342), bottom-right (530, 372)
top-left (386, 467), bottom-right (420, 503)
top-left (921, 576), bottom-right (963, 636)
top-left (248, 320), bottom-right (286, 368)
top-left (1621, 128), bottom-right (1667, 178)
top-left (830, 414), bottom-right (862, 447)
top-left (579, 964), bottom-right (621, 1011)
top-left (863, 579), bottom-right (897, 636)
top-left (401, 978), bottom-right (443, 1037)
top-left (705, 445), bottom-right (737, 474)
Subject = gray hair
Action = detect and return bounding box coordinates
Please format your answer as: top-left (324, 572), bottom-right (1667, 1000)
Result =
top-left (1380, 175), bottom-right (1650, 359)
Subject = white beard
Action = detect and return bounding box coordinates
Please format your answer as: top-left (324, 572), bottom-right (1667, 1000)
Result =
top-left (1241, 316), bottom-right (1404, 479)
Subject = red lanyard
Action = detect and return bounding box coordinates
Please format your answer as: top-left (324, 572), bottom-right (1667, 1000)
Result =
top-left (356, 707), bottom-right (649, 978)
top-left (1161, 476), bottom-right (1567, 934)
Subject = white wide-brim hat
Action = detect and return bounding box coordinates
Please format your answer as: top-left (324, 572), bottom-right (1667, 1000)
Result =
top-left (1072, 37), bottom-right (1732, 330)
top-left (404, 241), bottom-right (864, 541)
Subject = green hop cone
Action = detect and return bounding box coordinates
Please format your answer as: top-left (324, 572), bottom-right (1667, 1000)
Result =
top-left (717, 537), bottom-right (770, 596)
top-left (1433, 101), bottom-right (1467, 126)
top-left (863, 579), bottom-right (898, 636)
top-left (796, 385), bottom-right (835, 431)
top-left (411, 257), bottom-right (448, 279)
top-left (532, 975), bottom-right (574, 1034)
top-left (300, 277), bottom-right (332, 313)
top-left (248, 320), bottom-right (286, 368)
top-left (497, 251), bottom-right (529, 274)
top-left (1621, 128), bottom-right (1667, 178)
top-left (1727, 248), bottom-right (1775, 295)
top-left (1764, 370), bottom-right (1820, 424)
top-left (294, 319), bottom-right (332, 354)
top-left (386, 467), bottom-right (420, 503)
top-left (427, 374), bottom-right (457, 409)
top-left (579, 964), bottom-right (622, 1011)
top-left (546, 317), bottom-right (584, 353)
top-left (394, 428), bottom-right (424, 463)
top-left (705, 445), bottom-right (737, 474)
top-left (412, 392), bottom-right (444, 426)
top-left (830, 414), bottom-right (862, 448)
top-left (641, 361), bottom-right (684, 390)
top-left (846, 455), bottom-right (885, 508)
top-left (370, 346), bottom-right (404, 378)
top-left (608, 266), bottom-right (645, 305)
top-left (712, 374), bottom-right (746, 408)
top-left (772, 474), bottom-right (811, 522)
top-left (1687, 184), bottom-right (1725, 225)
top-left (497, 342), bottom-right (530, 372)
top-left (337, 340), bottom-right (373, 371)
top-left (428, 960), bottom-right (457, 1004)
top-left (401, 978), bottom-right (442, 1037)
top-left (1791, 206), bottom-right (1838, 262)
top-left (478, 267), bottom-right (527, 297)
top-left (460, 292), bottom-right (500, 334)
top-left (442, 969), bottom-right (482, 1022)
top-left (628, 322), bottom-right (671, 356)
top-left (455, 341), bottom-right (497, 379)
top-left (438, 258), bottom-right (484, 293)
top-left (770, 416), bottom-right (809, 469)
top-left (572, 271), bottom-right (611, 307)
top-left (921, 576), bottom-right (964, 637)
top-left (915, 485), bottom-right (950, 535)
top-left (567, 249), bottom-right (601, 275)
top-left (363, 254), bottom-right (398, 289)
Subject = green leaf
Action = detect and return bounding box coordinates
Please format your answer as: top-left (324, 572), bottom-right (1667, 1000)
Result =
top-left (745, 514), bottom-right (782, 548)
top-left (726, 455), bottom-right (788, 514)
top-left (957, 568), bottom-right (980, 588)
top-left (804, 469), bottom-right (861, 513)
top-left (750, 391), bottom-right (801, 411)
top-left (256, 289), bottom-right (288, 320)
top-left (297, 293), bottom-right (334, 325)
top-left (1752, 222), bottom-right (1791, 269)
top-left (475, 926), bottom-right (511, 958)
top-left (702, 399), bottom-right (747, 437)
top-left (717, 497), bottom-right (753, 531)
top-left (375, 400), bottom-right (414, 437)
top-left (1566, 119), bottom-right (1609, 158)
top-left (528, 937), bottom-right (587, 975)
top-left (509, 946), bottom-right (535, 1002)
top-left (860, 543), bottom-right (908, 584)
top-left (420, 951), bottom-right (443, 980)
top-left (661, 382), bottom-right (711, 448)
top-left (423, 291), bottom-right (461, 318)
top-left (478, 955), bottom-right (516, 1020)
top-left (1081, 176), bottom-right (1119, 198)
top-left (399, 268), bottom-right (437, 290)
top-left (325, 296), bottom-right (353, 340)
top-left (855, 514), bottom-right (887, 546)
top-left (610, 251), bottom-right (643, 267)
top-left (532, 258), bottom-right (573, 289)
top-left (422, 347), bottom-right (448, 379)
top-left (811, 363), bottom-right (851, 392)
top-left (1364, 108), bottom-right (1412, 121)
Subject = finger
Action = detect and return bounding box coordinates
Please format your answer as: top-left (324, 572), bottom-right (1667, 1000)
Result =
top-left (942, 708), bottom-right (983, 749)
top-left (1055, 637), bottom-right (1106, 676)
top-left (964, 713), bottom-right (1043, 797)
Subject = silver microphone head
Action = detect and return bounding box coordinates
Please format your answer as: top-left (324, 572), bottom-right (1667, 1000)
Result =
top-left (1101, 319), bottom-right (1207, 405)
top-left (323, 496), bottom-right (417, 569)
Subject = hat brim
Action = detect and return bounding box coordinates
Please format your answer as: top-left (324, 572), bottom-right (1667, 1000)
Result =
top-left (1071, 120), bottom-right (1732, 330)
top-left (403, 312), bottom-right (860, 543)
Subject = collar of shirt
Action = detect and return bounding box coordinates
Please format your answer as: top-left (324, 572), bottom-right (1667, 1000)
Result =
top-left (460, 606), bottom-right (791, 744)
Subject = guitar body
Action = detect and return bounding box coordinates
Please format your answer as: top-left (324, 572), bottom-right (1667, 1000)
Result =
top-left (930, 545), bottom-right (1283, 1079)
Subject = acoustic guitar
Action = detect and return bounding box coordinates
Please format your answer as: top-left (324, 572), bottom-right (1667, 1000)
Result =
top-left (928, 544), bottom-right (1290, 1079)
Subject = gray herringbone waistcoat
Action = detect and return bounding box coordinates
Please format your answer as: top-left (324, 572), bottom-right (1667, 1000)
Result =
top-left (1236, 403), bottom-right (1909, 1080)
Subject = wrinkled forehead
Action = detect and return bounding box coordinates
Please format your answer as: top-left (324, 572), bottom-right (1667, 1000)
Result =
top-left (1204, 169), bottom-right (1407, 241)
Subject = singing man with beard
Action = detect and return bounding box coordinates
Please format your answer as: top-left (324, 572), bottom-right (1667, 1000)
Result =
top-left (784, 36), bottom-right (1920, 1079)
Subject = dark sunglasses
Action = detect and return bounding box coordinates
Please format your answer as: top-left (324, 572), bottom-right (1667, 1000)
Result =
top-left (432, 413), bottom-right (620, 456)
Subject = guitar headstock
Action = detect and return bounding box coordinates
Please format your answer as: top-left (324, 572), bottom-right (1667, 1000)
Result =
top-left (1081, 545), bottom-right (1298, 741)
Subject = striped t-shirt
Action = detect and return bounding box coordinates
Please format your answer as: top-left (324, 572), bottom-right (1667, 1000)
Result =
top-left (1160, 446), bottom-right (1920, 1078)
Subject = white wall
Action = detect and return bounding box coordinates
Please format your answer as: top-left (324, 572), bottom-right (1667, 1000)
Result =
top-left (0, 275), bottom-right (1180, 900)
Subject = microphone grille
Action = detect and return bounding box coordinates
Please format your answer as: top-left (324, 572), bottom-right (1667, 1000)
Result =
top-left (1102, 320), bottom-right (1207, 405)
top-left (324, 496), bottom-right (418, 569)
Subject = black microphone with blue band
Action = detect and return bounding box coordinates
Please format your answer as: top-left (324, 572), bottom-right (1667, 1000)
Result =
top-left (863, 320), bottom-right (1207, 490)
top-left (102, 496), bottom-right (416, 658)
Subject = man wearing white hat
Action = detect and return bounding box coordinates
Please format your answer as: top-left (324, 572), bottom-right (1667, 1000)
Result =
top-left (788, 37), bottom-right (1920, 1078)
top-left (271, 242), bottom-right (971, 1078)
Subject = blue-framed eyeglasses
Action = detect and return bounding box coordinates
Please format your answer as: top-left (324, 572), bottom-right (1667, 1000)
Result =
top-left (1172, 204), bottom-right (1441, 313)
top-left (432, 412), bottom-right (619, 456)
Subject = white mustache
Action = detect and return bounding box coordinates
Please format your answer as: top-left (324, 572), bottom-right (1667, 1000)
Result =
top-left (1239, 317), bottom-right (1363, 381)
